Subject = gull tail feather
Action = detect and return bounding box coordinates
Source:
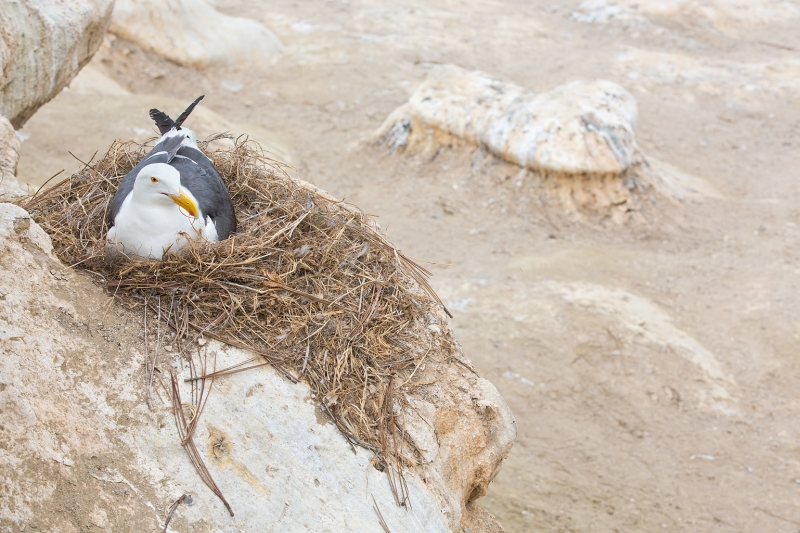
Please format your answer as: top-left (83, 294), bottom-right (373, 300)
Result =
top-left (149, 108), bottom-right (175, 134)
top-left (174, 95), bottom-right (205, 130)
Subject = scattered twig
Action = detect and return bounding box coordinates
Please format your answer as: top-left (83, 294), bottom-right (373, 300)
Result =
top-left (757, 40), bottom-right (796, 51)
top-left (170, 368), bottom-right (233, 516)
top-left (372, 494), bottom-right (392, 533)
top-left (380, 376), bottom-right (411, 508)
top-left (28, 169), bottom-right (65, 201)
top-left (184, 356), bottom-right (277, 382)
top-left (144, 299), bottom-right (153, 410)
top-left (163, 493), bottom-right (193, 532)
top-left (302, 343), bottom-right (310, 374)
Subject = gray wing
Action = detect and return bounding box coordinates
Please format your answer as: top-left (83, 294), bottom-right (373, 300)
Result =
top-left (175, 145), bottom-right (216, 177)
top-left (171, 149), bottom-right (237, 239)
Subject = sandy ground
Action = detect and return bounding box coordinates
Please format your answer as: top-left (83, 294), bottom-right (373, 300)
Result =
top-left (16, 1), bottom-right (800, 531)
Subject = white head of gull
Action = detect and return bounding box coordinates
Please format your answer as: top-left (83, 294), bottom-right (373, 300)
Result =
top-left (106, 162), bottom-right (218, 259)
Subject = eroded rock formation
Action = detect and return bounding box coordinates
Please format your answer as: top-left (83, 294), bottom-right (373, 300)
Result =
top-left (377, 64), bottom-right (642, 178)
top-left (376, 64), bottom-right (720, 222)
top-left (110, 0), bottom-right (283, 69)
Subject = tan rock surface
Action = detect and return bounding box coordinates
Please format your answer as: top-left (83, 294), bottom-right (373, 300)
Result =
top-left (110, 0), bottom-right (282, 69)
top-left (0, 116), bottom-right (23, 199)
top-left (0, 0), bottom-right (114, 128)
top-left (11, 0), bottom-right (800, 531)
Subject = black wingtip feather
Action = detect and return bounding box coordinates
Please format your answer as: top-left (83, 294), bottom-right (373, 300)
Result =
top-left (149, 108), bottom-right (175, 134)
top-left (173, 95), bottom-right (205, 130)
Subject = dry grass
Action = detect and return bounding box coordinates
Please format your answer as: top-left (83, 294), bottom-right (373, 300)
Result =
top-left (20, 135), bottom-right (455, 500)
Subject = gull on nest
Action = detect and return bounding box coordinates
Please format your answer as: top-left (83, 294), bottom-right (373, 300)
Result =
top-left (106, 96), bottom-right (237, 260)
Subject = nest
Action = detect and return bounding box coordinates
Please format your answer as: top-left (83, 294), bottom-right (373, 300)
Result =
top-left (21, 135), bottom-right (454, 499)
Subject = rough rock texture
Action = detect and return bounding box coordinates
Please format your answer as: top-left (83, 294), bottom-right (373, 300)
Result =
top-left (572, 1), bottom-right (800, 111)
top-left (376, 64), bottom-right (720, 222)
top-left (110, 0), bottom-right (283, 69)
top-left (536, 280), bottom-right (736, 411)
top-left (0, 116), bottom-right (24, 199)
top-left (572, 0), bottom-right (800, 33)
top-left (0, 202), bottom-right (515, 532)
top-left (376, 64), bottom-right (642, 177)
top-left (0, 0), bottom-right (114, 128)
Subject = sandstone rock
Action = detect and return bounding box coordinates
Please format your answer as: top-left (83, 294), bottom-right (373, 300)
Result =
top-left (376, 64), bottom-right (642, 177)
top-left (376, 65), bottom-right (721, 222)
top-left (0, 0), bottom-right (114, 128)
top-left (436, 273), bottom-right (738, 415)
top-left (0, 203), bottom-right (515, 531)
top-left (572, 0), bottom-right (800, 34)
top-left (110, 0), bottom-right (282, 69)
top-left (0, 116), bottom-right (24, 199)
top-left (571, 0), bottom-right (632, 25)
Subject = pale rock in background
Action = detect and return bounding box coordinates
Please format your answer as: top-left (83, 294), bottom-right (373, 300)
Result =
top-left (110, 0), bottom-right (283, 69)
top-left (640, 0), bottom-right (800, 27)
top-left (571, 0), bottom-right (633, 24)
top-left (376, 64), bottom-right (720, 220)
top-left (572, 0), bottom-right (800, 35)
top-left (376, 64), bottom-right (641, 177)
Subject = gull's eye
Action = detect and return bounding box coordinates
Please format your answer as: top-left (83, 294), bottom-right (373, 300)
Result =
top-left (150, 176), bottom-right (159, 183)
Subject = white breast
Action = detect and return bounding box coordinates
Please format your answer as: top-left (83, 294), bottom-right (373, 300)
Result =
top-left (107, 192), bottom-right (206, 260)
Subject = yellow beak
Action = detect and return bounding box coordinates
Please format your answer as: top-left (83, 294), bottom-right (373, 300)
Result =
top-left (168, 190), bottom-right (198, 218)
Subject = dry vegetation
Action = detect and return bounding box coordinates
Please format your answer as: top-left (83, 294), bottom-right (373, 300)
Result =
top-left (20, 135), bottom-right (456, 505)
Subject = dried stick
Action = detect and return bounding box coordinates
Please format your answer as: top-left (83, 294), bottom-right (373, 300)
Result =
top-left (169, 369), bottom-right (233, 516)
top-left (163, 493), bottom-right (193, 532)
top-left (372, 495), bottom-right (392, 533)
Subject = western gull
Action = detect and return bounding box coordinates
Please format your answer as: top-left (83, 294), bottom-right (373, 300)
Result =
top-left (106, 96), bottom-right (237, 260)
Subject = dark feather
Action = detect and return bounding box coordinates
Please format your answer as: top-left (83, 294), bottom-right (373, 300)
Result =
top-left (159, 135), bottom-right (185, 163)
top-left (149, 108), bottom-right (174, 134)
top-left (173, 95), bottom-right (205, 130)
